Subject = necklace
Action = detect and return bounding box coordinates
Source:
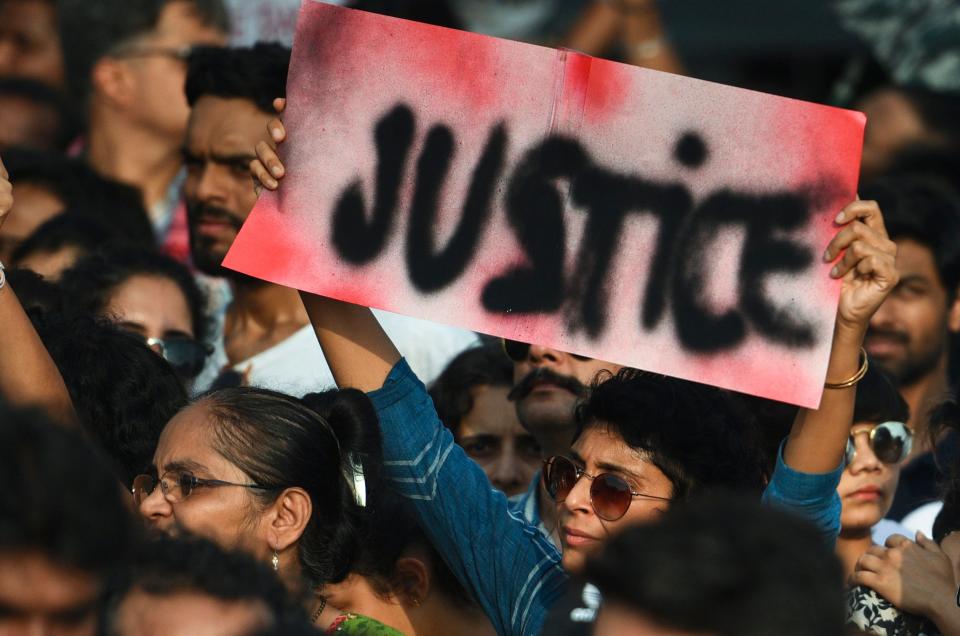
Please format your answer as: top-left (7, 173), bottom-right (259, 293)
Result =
top-left (311, 597), bottom-right (328, 625)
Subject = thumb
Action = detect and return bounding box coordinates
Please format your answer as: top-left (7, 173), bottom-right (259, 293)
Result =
top-left (916, 530), bottom-right (937, 550)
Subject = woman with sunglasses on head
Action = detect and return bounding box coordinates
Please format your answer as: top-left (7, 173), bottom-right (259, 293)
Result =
top-left (59, 244), bottom-right (212, 384)
top-left (254, 113), bottom-right (899, 634)
top-left (835, 364), bottom-right (913, 580)
top-left (133, 386), bottom-right (403, 634)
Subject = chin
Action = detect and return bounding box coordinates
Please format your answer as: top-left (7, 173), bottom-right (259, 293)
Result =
top-left (561, 550), bottom-right (587, 576)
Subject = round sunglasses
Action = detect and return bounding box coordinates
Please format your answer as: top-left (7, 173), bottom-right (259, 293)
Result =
top-left (132, 470), bottom-right (273, 506)
top-left (501, 339), bottom-right (592, 363)
top-left (846, 421), bottom-right (913, 465)
top-left (543, 455), bottom-right (670, 521)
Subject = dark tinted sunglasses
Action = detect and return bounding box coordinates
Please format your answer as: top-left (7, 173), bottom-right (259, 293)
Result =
top-left (846, 421), bottom-right (913, 465)
top-left (543, 455), bottom-right (670, 522)
top-left (501, 339), bottom-right (592, 363)
top-left (124, 332), bottom-right (212, 379)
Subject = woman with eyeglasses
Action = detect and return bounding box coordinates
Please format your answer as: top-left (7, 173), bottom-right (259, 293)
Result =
top-left (835, 364), bottom-right (912, 580)
top-left (59, 244), bottom-right (212, 382)
top-left (254, 115), bottom-right (901, 634)
top-left (132, 386), bottom-right (403, 634)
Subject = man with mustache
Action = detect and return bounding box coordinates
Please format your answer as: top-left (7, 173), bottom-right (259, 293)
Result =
top-left (861, 176), bottom-right (960, 521)
top-left (183, 44), bottom-right (477, 395)
top-left (504, 344), bottom-right (621, 545)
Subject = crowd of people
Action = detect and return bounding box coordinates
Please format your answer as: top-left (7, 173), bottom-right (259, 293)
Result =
top-left (1, 0), bottom-right (960, 635)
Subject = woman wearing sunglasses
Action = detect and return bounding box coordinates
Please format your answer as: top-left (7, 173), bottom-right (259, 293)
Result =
top-left (835, 364), bottom-right (912, 580)
top-left (59, 245), bottom-right (212, 382)
top-left (255, 117), bottom-right (900, 634)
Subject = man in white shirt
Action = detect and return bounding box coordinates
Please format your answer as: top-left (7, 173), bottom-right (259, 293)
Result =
top-left (183, 44), bottom-right (476, 395)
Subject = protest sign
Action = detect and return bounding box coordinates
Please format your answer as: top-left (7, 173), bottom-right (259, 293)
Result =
top-left (224, 1), bottom-right (865, 408)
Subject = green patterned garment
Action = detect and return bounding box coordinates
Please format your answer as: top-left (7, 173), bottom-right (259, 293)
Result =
top-left (326, 613), bottom-right (406, 635)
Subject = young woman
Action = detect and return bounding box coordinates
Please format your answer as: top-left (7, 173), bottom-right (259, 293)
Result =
top-left (253, 101), bottom-right (900, 635)
top-left (836, 364), bottom-right (912, 579)
top-left (59, 245), bottom-right (211, 381)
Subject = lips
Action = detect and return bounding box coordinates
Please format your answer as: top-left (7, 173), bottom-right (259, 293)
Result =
top-left (562, 526), bottom-right (600, 548)
top-left (848, 485), bottom-right (883, 501)
top-left (864, 333), bottom-right (907, 359)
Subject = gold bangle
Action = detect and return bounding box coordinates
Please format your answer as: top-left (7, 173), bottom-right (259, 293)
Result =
top-left (824, 347), bottom-right (868, 389)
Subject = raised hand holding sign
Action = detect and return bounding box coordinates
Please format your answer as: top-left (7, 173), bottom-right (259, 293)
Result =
top-left (229, 2), bottom-right (868, 407)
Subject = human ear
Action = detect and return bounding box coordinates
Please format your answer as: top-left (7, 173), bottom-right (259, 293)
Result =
top-left (92, 58), bottom-right (136, 109)
top-left (268, 487), bottom-right (312, 551)
top-left (392, 556), bottom-right (430, 608)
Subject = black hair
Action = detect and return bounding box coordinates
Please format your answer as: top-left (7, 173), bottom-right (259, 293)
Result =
top-left (852, 361), bottom-right (910, 425)
top-left (185, 43), bottom-right (291, 113)
top-left (0, 77), bottom-right (81, 151)
top-left (5, 267), bottom-right (64, 317)
top-left (899, 87), bottom-right (960, 148)
top-left (0, 400), bottom-right (137, 577)
top-left (100, 534), bottom-right (309, 636)
top-left (586, 493), bottom-right (845, 636)
top-left (35, 313), bottom-right (188, 487)
top-left (860, 176), bottom-right (960, 296)
top-left (3, 148), bottom-right (155, 246)
top-left (59, 244), bottom-right (210, 342)
top-left (200, 387), bottom-right (385, 589)
top-left (574, 369), bottom-right (768, 500)
top-left (929, 400), bottom-right (960, 542)
top-left (428, 342), bottom-right (513, 436)
top-left (12, 213), bottom-right (125, 268)
top-left (346, 488), bottom-right (478, 610)
top-left (57, 0), bottom-right (230, 104)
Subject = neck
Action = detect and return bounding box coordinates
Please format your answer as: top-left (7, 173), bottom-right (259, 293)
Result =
top-left (836, 529), bottom-right (875, 581)
top-left (409, 598), bottom-right (496, 636)
top-left (229, 280), bottom-right (309, 331)
top-left (901, 356), bottom-right (949, 457)
top-left (86, 103), bottom-right (183, 212)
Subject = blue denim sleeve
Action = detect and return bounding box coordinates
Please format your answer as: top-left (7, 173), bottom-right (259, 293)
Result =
top-left (761, 440), bottom-right (844, 546)
top-left (368, 359), bottom-right (567, 636)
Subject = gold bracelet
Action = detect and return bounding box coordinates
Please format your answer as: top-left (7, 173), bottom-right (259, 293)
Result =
top-left (824, 347), bottom-right (868, 389)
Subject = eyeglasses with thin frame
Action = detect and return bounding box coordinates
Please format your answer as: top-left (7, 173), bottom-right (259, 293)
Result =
top-left (846, 421), bottom-right (913, 465)
top-left (543, 455), bottom-right (670, 522)
top-left (132, 470), bottom-right (274, 506)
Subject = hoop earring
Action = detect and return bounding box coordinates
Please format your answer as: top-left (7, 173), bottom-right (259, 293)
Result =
top-left (271, 548), bottom-right (280, 572)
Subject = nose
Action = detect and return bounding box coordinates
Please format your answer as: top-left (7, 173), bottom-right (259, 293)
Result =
top-left (488, 448), bottom-right (527, 496)
top-left (526, 344), bottom-right (565, 366)
top-left (848, 434), bottom-right (881, 474)
top-left (0, 40), bottom-right (16, 75)
top-left (868, 296), bottom-right (896, 332)
top-left (138, 481), bottom-right (174, 529)
top-left (561, 471), bottom-right (592, 516)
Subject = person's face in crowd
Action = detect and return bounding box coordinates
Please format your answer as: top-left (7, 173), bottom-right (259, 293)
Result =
top-left (0, 182), bottom-right (62, 261)
top-left (102, 274), bottom-right (194, 342)
top-left (865, 239), bottom-right (960, 387)
top-left (838, 421), bottom-right (903, 534)
top-left (114, 1), bottom-right (225, 139)
top-left (0, 0), bottom-right (64, 88)
top-left (858, 87), bottom-right (940, 181)
top-left (511, 345), bottom-right (621, 448)
top-left (593, 603), bottom-right (703, 636)
top-left (15, 244), bottom-right (84, 281)
top-left (557, 427), bottom-right (673, 574)
top-left (183, 95), bottom-right (273, 277)
top-left (0, 93), bottom-right (62, 151)
top-left (110, 587), bottom-right (272, 636)
top-left (0, 550), bottom-right (100, 636)
top-left (138, 402), bottom-right (282, 563)
top-left (457, 384), bottom-right (541, 497)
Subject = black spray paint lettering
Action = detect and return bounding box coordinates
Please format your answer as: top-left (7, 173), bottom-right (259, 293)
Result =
top-left (331, 104), bottom-right (818, 353)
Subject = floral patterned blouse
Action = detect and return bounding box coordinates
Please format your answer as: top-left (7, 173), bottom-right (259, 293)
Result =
top-left (847, 585), bottom-right (941, 636)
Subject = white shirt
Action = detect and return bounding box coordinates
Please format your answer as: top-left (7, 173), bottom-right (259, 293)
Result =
top-left (196, 307), bottom-right (479, 398)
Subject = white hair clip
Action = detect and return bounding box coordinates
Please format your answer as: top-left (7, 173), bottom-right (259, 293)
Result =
top-left (345, 454), bottom-right (367, 508)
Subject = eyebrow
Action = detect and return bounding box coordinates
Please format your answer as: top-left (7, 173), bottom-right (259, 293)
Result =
top-left (210, 151), bottom-right (257, 167)
top-left (163, 459), bottom-right (207, 474)
top-left (897, 274), bottom-right (931, 287)
top-left (595, 460), bottom-right (647, 484)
